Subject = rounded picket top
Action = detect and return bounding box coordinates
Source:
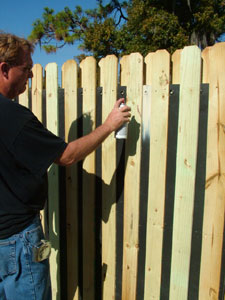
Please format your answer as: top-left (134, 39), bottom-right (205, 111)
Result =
top-left (61, 59), bottom-right (78, 89)
top-left (32, 63), bottom-right (43, 72)
top-left (98, 54), bottom-right (118, 100)
top-left (32, 64), bottom-right (43, 85)
top-left (171, 49), bottom-right (182, 84)
top-left (120, 52), bottom-right (143, 66)
top-left (181, 44), bottom-right (201, 57)
top-left (45, 61), bottom-right (58, 72)
top-left (31, 63), bottom-right (43, 121)
top-left (79, 56), bottom-right (97, 90)
top-left (62, 59), bottom-right (77, 69)
top-left (80, 56), bottom-right (96, 69)
top-left (145, 52), bottom-right (154, 63)
top-left (211, 41), bottom-right (225, 51)
top-left (98, 54), bottom-right (118, 68)
top-left (155, 49), bottom-right (170, 56)
top-left (201, 46), bottom-right (212, 84)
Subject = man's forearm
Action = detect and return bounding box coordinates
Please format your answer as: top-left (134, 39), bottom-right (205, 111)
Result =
top-left (55, 122), bottom-right (112, 166)
top-left (55, 98), bottom-right (131, 166)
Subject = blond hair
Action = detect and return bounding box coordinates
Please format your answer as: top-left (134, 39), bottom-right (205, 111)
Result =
top-left (0, 32), bottom-right (34, 66)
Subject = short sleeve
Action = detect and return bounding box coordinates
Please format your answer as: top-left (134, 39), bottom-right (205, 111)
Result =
top-left (12, 116), bottom-right (68, 176)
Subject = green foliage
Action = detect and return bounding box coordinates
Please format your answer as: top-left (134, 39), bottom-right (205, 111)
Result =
top-left (123, 2), bottom-right (189, 55)
top-left (28, 0), bottom-right (225, 60)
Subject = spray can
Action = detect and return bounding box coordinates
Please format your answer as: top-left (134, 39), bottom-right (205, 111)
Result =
top-left (115, 102), bottom-right (128, 139)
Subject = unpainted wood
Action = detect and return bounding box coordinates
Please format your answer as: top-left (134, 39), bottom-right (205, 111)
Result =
top-left (120, 53), bottom-right (143, 300)
top-left (62, 60), bottom-right (79, 300)
top-left (80, 57), bottom-right (97, 300)
top-left (31, 64), bottom-right (43, 121)
top-left (144, 50), bottom-right (170, 300)
top-left (45, 63), bottom-right (61, 299)
top-left (31, 64), bottom-right (46, 232)
top-left (99, 55), bottom-right (118, 300)
top-left (169, 46), bottom-right (202, 300)
top-left (18, 82), bottom-right (29, 107)
top-left (145, 53), bottom-right (154, 85)
top-left (199, 42), bottom-right (225, 300)
top-left (172, 50), bottom-right (182, 84)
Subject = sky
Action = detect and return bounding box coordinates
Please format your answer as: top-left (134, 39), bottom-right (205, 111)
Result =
top-left (0, 0), bottom-right (100, 80)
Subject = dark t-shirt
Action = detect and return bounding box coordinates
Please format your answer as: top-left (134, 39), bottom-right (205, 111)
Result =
top-left (0, 94), bottom-right (67, 238)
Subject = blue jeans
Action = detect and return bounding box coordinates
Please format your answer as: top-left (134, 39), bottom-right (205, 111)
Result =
top-left (0, 215), bottom-right (51, 300)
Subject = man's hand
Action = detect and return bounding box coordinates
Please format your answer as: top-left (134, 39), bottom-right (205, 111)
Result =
top-left (104, 98), bottom-right (131, 132)
top-left (55, 98), bottom-right (131, 166)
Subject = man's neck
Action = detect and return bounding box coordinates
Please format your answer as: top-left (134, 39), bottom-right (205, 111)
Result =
top-left (0, 84), bottom-right (13, 99)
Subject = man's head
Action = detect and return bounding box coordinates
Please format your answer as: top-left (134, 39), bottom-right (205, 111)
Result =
top-left (0, 33), bottom-right (34, 99)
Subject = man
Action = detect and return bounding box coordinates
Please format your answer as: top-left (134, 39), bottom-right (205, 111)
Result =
top-left (0, 33), bottom-right (131, 300)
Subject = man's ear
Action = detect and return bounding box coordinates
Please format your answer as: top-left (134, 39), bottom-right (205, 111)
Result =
top-left (0, 62), bottom-right (10, 78)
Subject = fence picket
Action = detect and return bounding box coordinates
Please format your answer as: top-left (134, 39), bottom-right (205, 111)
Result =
top-left (62, 60), bottom-right (79, 300)
top-left (172, 50), bottom-right (182, 84)
top-left (80, 57), bottom-right (97, 300)
top-left (199, 42), bottom-right (225, 300)
top-left (31, 64), bottom-right (43, 121)
top-left (169, 46), bottom-right (202, 300)
top-left (18, 82), bottom-right (29, 107)
top-left (31, 63), bottom-right (47, 232)
top-left (45, 62), bottom-right (61, 299)
top-left (144, 50), bottom-right (170, 299)
top-left (99, 55), bottom-right (118, 300)
top-left (120, 53), bottom-right (143, 300)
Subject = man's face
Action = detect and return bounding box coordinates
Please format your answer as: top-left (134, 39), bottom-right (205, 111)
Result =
top-left (7, 50), bottom-right (33, 99)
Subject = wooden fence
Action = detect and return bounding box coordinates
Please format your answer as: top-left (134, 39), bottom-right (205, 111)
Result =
top-left (18, 43), bottom-right (225, 300)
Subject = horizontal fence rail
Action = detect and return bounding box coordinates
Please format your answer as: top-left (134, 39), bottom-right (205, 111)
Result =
top-left (17, 44), bottom-right (225, 300)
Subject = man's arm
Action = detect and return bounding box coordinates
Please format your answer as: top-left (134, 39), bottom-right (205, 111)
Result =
top-left (55, 98), bottom-right (131, 166)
